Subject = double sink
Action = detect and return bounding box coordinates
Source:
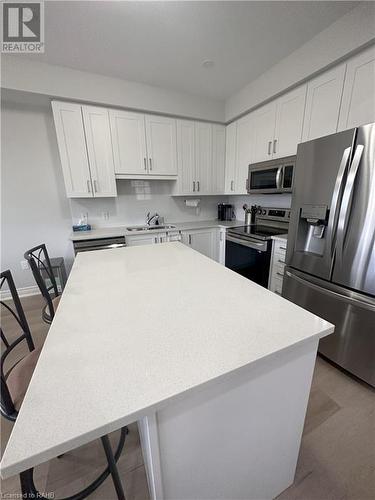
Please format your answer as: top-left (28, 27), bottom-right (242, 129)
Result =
top-left (126, 224), bottom-right (176, 232)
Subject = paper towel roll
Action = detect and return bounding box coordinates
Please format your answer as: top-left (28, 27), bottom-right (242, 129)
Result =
top-left (185, 199), bottom-right (200, 208)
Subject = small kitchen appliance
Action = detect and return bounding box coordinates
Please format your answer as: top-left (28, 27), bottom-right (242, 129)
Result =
top-left (225, 207), bottom-right (290, 287)
top-left (218, 203), bottom-right (234, 221)
top-left (247, 156), bottom-right (295, 194)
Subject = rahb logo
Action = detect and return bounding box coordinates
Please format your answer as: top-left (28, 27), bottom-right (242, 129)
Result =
top-left (2, 2), bottom-right (44, 53)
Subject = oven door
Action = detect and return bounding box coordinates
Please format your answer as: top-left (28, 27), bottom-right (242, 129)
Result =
top-left (225, 235), bottom-right (271, 287)
top-left (248, 165), bottom-right (282, 193)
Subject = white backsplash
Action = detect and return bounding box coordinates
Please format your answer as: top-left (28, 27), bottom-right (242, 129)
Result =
top-left (228, 194), bottom-right (292, 221)
top-left (70, 180), bottom-right (229, 228)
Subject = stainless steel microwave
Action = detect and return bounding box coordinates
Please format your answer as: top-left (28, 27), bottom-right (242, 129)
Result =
top-left (247, 155), bottom-right (296, 194)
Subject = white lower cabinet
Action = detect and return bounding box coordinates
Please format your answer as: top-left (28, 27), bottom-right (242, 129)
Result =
top-left (126, 233), bottom-right (167, 246)
top-left (268, 238), bottom-right (288, 295)
top-left (181, 228), bottom-right (219, 261)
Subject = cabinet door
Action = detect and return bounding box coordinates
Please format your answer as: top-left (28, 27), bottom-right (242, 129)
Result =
top-left (212, 124), bottom-right (226, 194)
top-left (273, 85), bottom-right (306, 158)
top-left (109, 110), bottom-right (148, 175)
top-left (252, 102), bottom-right (277, 163)
top-left (195, 122), bottom-right (213, 194)
top-left (126, 234), bottom-right (158, 246)
top-left (145, 115), bottom-right (177, 175)
top-left (235, 114), bottom-right (255, 194)
top-left (82, 106), bottom-right (117, 197)
top-left (51, 101), bottom-right (93, 198)
top-left (302, 64), bottom-right (346, 141)
top-left (176, 120), bottom-right (196, 194)
top-left (224, 122), bottom-right (237, 193)
top-left (338, 46), bottom-right (375, 131)
top-left (182, 229), bottom-right (217, 260)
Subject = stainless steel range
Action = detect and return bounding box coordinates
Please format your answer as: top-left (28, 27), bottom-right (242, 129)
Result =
top-left (225, 207), bottom-right (290, 287)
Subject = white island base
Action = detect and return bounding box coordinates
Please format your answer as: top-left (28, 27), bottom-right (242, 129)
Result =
top-left (139, 337), bottom-right (317, 500)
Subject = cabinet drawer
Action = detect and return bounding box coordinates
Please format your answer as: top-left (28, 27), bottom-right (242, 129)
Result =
top-left (274, 239), bottom-right (287, 255)
top-left (270, 275), bottom-right (283, 294)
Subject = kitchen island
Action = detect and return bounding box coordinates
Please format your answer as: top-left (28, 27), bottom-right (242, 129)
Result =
top-left (1, 243), bottom-right (333, 499)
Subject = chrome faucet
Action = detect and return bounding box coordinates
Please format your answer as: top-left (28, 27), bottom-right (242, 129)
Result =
top-left (146, 212), bottom-right (160, 226)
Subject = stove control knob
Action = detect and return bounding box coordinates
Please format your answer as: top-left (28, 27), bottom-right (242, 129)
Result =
top-left (257, 208), bottom-right (262, 214)
top-left (262, 209), bottom-right (266, 215)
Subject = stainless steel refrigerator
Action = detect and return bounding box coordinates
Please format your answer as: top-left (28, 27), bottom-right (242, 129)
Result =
top-left (282, 123), bottom-right (375, 387)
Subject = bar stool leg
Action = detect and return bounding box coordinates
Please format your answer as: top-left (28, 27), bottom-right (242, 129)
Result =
top-left (101, 434), bottom-right (126, 500)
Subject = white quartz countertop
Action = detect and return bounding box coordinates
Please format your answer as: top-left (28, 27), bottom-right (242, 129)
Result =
top-left (70, 219), bottom-right (245, 241)
top-left (1, 243), bottom-right (333, 479)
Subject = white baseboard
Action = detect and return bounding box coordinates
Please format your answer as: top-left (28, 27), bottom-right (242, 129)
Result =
top-left (0, 285), bottom-right (40, 301)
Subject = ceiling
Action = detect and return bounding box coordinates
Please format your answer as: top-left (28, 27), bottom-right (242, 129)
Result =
top-left (20, 1), bottom-right (359, 100)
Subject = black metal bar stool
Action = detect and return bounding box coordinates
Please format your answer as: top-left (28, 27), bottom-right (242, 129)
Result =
top-left (24, 244), bottom-right (62, 324)
top-left (1, 269), bottom-right (128, 499)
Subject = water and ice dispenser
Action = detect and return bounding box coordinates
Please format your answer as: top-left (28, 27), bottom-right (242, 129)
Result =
top-left (295, 205), bottom-right (329, 256)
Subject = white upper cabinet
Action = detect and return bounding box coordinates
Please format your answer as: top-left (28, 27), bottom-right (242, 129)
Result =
top-left (145, 115), bottom-right (177, 175)
top-left (302, 64), bottom-right (346, 141)
top-left (252, 102), bottom-right (277, 163)
top-left (52, 101), bottom-right (93, 198)
top-left (52, 101), bottom-right (116, 198)
top-left (273, 85), bottom-right (307, 158)
top-left (81, 106), bottom-right (117, 197)
top-left (109, 110), bottom-right (148, 175)
top-left (176, 119), bottom-right (196, 194)
top-left (224, 122), bottom-right (237, 194)
top-left (195, 122), bottom-right (213, 194)
top-left (211, 124), bottom-right (226, 194)
top-left (338, 46), bottom-right (375, 131)
top-left (235, 114), bottom-right (255, 193)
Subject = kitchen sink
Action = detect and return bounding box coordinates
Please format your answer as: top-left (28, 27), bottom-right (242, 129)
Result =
top-left (126, 225), bottom-right (176, 232)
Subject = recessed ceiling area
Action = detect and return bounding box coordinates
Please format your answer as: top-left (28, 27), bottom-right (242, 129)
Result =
top-left (20, 1), bottom-right (359, 100)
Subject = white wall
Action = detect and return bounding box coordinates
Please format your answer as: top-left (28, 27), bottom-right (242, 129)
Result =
top-left (1, 91), bottom-right (74, 292)
top-left (226, 2), bottom-right (375, 121)
top-left (2, 56), bottom-right (224, 123)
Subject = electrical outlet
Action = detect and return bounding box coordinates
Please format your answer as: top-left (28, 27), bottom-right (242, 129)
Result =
top-left (20, 260), bottom-right (29, 270)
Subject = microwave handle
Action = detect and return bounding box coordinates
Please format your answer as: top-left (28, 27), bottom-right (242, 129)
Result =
top-left (276, 166), bottom-right (283, 190)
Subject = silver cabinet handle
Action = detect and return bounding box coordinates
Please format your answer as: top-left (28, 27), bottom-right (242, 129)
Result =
top-left (275, 290), bottom-right (281, 295)
top-left (278, 259), bottom-right (285, 264)
top-left (93, 180), bottom-right (98, 193)
top-left (279, 246), bottom-right (287, 251)
top-left (188, 234), bottom-right (192, 245)
top-left (268, 141), bottom-right (272, 155)
top-left (149, 158), bottom-right (152, 171)
top-left (197, 181), bottom-right (200, 192)
top-left (193, 181), bottom-right (196, 192)
top-left (273, 139), bottom-right (277, 154)
top-left (154, 237), bottom-right (158, 244)
top-left (87, 180), bottom-right (91, 193)
top-left (144, 158), bottom-right (147, 171)
top-left (231, 180), bottom-right (234, 191)
top-left (276, 271), bottom-right (284, 277)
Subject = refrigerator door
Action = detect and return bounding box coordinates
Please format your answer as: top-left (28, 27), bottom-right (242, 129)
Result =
top-left (286, 128), bottom-right (356, 280)
top-left (282, 268), bottom-right (375, 387)
top-left (332, 123), bottom-right (375, 296)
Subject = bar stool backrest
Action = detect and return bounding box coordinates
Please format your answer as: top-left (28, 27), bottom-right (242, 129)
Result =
top-left (0, 270), bottom-right (35, 420)
top-left (24, 244), bottom-right (59, 322)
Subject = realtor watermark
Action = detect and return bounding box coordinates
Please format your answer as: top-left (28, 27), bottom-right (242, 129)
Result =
top-left (2, 2), bottom-right (44, 53)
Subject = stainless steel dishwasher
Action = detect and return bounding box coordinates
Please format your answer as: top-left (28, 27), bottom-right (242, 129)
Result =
top-left (73, 236), bottom-right (126, 255)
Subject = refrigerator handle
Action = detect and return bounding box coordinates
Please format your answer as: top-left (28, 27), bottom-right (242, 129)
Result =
top-left (336, 145), bottom-right (364, 266)
top-left (326, 147), bottom-right (352, 257)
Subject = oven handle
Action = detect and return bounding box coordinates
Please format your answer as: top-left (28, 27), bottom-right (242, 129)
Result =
top-left (226, 235), bottom-right (267, 252)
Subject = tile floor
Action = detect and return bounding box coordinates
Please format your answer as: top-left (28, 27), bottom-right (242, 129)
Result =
top-left (1, 295), bottom-right (374, 499)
